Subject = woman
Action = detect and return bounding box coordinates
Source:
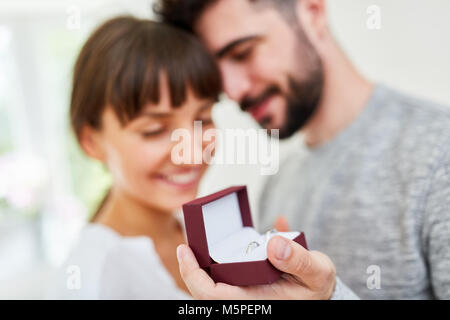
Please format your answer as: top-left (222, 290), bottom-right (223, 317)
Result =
top-left (48, 16), bottom-right (221, 299)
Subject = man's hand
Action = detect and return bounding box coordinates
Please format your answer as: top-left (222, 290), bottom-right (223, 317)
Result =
top-left (176, 216), bottom-right (337, 300)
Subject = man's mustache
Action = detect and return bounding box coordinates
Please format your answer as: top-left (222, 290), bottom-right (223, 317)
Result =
top-left (240, 86), bottom-right (281, 112)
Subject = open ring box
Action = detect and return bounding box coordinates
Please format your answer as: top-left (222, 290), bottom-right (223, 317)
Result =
top-left (182, 186), bottom-right (308, 286)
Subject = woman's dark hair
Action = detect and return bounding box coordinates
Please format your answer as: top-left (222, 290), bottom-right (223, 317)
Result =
top-left (70, 15), bottom-right (222, 141)
top-left (70, 16), bottom-right (222, 221)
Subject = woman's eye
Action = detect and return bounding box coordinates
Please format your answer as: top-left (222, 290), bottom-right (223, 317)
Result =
top-left (141, 129), bottom-right (165, 138)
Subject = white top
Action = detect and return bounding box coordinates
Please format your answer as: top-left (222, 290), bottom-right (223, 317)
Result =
top-left (46, 222), bottom-right (191, 300)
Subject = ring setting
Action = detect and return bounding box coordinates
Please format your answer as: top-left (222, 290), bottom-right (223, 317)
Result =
top-left (245, 241), bottom-right (260, 255)
top-left (245, 229), bottom-right (278, 255)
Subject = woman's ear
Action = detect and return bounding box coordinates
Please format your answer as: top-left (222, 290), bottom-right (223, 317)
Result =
top-left (79, 125), bottom-right (105, 162)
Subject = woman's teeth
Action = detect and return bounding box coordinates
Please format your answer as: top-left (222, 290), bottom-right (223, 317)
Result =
top-left (162, 170), bottom-right (199, 184)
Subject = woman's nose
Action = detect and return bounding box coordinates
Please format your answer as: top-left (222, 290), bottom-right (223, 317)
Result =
top-left (169, 121), bottom-right (207, 165)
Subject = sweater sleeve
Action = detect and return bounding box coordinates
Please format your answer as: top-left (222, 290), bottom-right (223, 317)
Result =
top-left (422, 146), bottom-right (450, 299)
top-left (330, 277), bottom-right (360, 300)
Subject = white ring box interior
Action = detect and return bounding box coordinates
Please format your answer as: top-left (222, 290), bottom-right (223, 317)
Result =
top-left (202, 192), bottom-right (300, 263)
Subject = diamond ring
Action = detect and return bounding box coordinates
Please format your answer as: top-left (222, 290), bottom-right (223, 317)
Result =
top-left (245, 241), bottom-right (260, 255)
top-left (265, 228), bottom-right (278, 242)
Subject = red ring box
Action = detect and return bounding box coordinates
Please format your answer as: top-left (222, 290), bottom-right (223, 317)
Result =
top-left (182, 185), bottom-right (308, 286)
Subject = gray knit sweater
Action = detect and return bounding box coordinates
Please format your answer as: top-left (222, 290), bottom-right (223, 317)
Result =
top-left (257, 84), bottom-right (450, 299)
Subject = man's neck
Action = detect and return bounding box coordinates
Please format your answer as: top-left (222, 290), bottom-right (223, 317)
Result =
top-left (301, 43), bottom-right (374, 149)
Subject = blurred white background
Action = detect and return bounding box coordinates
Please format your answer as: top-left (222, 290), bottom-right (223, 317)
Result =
top-left (0, 0), bottom-right (449, 299)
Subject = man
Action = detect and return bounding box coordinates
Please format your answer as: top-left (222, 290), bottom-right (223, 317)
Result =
top-left (155, 0), bottom-right (450, 299)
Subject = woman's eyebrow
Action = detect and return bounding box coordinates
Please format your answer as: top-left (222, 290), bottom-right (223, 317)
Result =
top-left (138, 102), bottom-right (212, 119)
top-left (140, 111), bottom-right (172, 118)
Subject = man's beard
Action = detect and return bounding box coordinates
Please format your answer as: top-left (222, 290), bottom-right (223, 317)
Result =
top-left (241, 65), bottom-right (324, 139)
top-left (279, 69), bottom-right (324, 139)
top-left (240, 66), bottom-right (324, 139)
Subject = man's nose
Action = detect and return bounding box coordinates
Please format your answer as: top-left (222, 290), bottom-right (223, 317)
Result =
top-left (222, 65), bottom-right (252, 103)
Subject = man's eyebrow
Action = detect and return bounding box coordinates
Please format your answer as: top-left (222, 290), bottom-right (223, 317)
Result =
top-left (215, 35), bottom-right (261, 59)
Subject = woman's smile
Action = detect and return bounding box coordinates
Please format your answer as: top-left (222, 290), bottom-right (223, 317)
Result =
top-left (152, 167), bottom-right (204, 191)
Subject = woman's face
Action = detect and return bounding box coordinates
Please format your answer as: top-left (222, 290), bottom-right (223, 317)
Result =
top-left (88, 82), bottom-right (216, 213)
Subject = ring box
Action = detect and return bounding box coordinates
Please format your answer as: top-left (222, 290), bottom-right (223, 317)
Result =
top-left (182, 186), bottom-right (308, 286)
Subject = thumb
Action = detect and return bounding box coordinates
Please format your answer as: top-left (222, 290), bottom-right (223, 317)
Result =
top-left (274, 216), bottom-right (290, 232)
top-left (266, 236), bottom-right (335, 290)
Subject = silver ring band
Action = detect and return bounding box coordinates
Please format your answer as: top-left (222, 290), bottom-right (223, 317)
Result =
top-left (245, 241), bottom-right (260, 255)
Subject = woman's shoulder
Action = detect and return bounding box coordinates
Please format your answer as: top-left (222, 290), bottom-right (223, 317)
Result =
top-left (96, 226), bottom-right (190, 299)
top-left (46, 223), bottom-right (189, 299)
top-left (59, 223), bottom-right (129, 274)
top-left (45, 223), bottom-right (147, 299)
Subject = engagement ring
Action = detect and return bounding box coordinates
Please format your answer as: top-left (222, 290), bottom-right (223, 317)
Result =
top-left (265, 228), bottom-right (278, 243)
top-left (245, 241), bottom-right (260, 255)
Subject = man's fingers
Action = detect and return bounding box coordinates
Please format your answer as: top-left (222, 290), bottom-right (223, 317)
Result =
top-left (266, 236), bottom-right (335, 290)
top-left (176, 244), bottom-right (216, 299)
top-left (267, 236), bottom-right (313, 278)
top-left (274, 216), bottom-right (290, 232)
top-left (177, 245), bottom-right (259, 299)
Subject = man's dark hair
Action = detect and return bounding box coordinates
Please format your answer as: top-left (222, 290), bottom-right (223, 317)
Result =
top-left (153, 0), bottom-right (298, 32)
